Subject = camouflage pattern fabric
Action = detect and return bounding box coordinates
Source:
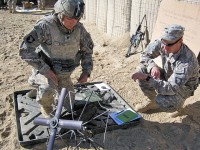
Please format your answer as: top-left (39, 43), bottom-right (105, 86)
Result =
top-left (161, 24), bottom-right (185, 42)
top-left (19, 14), bottom-right (93, 114)
top-left (137, 39), bottom-right (199, 112)
top-left (29, 71), bottom-right (74, 114)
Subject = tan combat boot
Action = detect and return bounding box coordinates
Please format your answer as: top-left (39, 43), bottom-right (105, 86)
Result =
top-left (168, 107), bottom-right (184, 118)
top-left (41, 107), bottom-right (53, 118)
top-left (26, 89), bottom-right (37, 98)
top-left (135, 99), bottom-right (158, 113)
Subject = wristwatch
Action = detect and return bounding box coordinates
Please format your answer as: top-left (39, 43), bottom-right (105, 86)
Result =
top-left (146, 75), bottom-right (151, 81)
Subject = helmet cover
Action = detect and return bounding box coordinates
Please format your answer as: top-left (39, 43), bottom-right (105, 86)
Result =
top-left (54, 0), bottom-right (85, 19)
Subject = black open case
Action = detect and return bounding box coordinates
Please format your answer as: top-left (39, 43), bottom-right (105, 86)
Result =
top-left (13, 82), bottom-right (141, 147)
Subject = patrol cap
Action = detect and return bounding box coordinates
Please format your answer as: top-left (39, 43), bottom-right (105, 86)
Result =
top-left (160, 24), bottom-right (185, 42)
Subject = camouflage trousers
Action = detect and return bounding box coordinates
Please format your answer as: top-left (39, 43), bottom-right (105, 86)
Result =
top-left (37, 0), bottom-right (45, 10)
top-left (136, 64), bottom-right (185, 112)
top-left (7, 0), bottom-right (16, 13)
top-left (28, 69), bottom-right (75, 115)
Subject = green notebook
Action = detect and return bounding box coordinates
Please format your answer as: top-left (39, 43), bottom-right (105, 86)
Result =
top-left (116, 110), bottom-right (138, 123)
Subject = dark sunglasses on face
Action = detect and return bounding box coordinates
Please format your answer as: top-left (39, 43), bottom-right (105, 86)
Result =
top-left (161, 37), bottom-right (182, 47)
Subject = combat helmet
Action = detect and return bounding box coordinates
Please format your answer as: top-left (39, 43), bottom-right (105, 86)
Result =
top-left (54, 0), bottom-right (85, 20)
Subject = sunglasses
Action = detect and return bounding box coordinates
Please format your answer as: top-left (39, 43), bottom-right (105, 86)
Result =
top-left (161, 37), bottom-right (182, 47)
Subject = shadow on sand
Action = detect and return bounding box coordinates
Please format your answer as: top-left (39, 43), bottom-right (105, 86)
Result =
top-left (23, 101), bottom-right (200, 150)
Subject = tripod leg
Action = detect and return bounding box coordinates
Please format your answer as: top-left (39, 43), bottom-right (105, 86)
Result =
top-left (125, 44), bottom-right (133, 57)
top-left (87, 138), bottom-right (104, 149)
top-left (74, 139), bottom-right (84, 150)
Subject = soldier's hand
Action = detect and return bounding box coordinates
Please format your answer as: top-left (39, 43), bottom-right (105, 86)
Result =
top-left (150, 66), bottom-right (160, 79)
top-left (77, 72), bottom-right (89, 83)
top-left (132, 72), bottom-right (148, 82)
top-left (46, 70), bottom-right (58, 86)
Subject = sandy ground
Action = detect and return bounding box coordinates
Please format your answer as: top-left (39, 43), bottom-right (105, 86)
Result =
top-left (0, 9), bottom-right (200, 150)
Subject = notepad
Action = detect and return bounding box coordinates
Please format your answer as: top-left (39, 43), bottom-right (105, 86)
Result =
top-left (116, 110), bottom-right (138, 123)
top-left (109, 109), bottom-right (141, 125)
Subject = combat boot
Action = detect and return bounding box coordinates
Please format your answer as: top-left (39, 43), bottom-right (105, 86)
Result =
top-left (168, 107), bottom-right (184, 118)
top-left (135, 99), bottom-right (158, 113)
top-left (41, 107), bottom-right (53, 118)
top-left (26, 89), bottom-right (37, 98)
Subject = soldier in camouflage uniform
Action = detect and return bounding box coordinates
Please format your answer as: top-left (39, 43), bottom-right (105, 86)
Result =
top-left (132, 24), bottom-right (199, 117)
top-left (5, 0), bottom-right (17, 13)
top-left (37, 0), bottom-right (45, 10)
top-left (19, 0), bottom-right (94, 117)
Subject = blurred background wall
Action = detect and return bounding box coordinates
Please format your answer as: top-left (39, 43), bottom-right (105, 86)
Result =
top-left (85, 0), bottom-right (162, 39)
top-left (83, 0), bottom-right (200, 41)
top-left (15, 0), bottom-right (199, 43)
